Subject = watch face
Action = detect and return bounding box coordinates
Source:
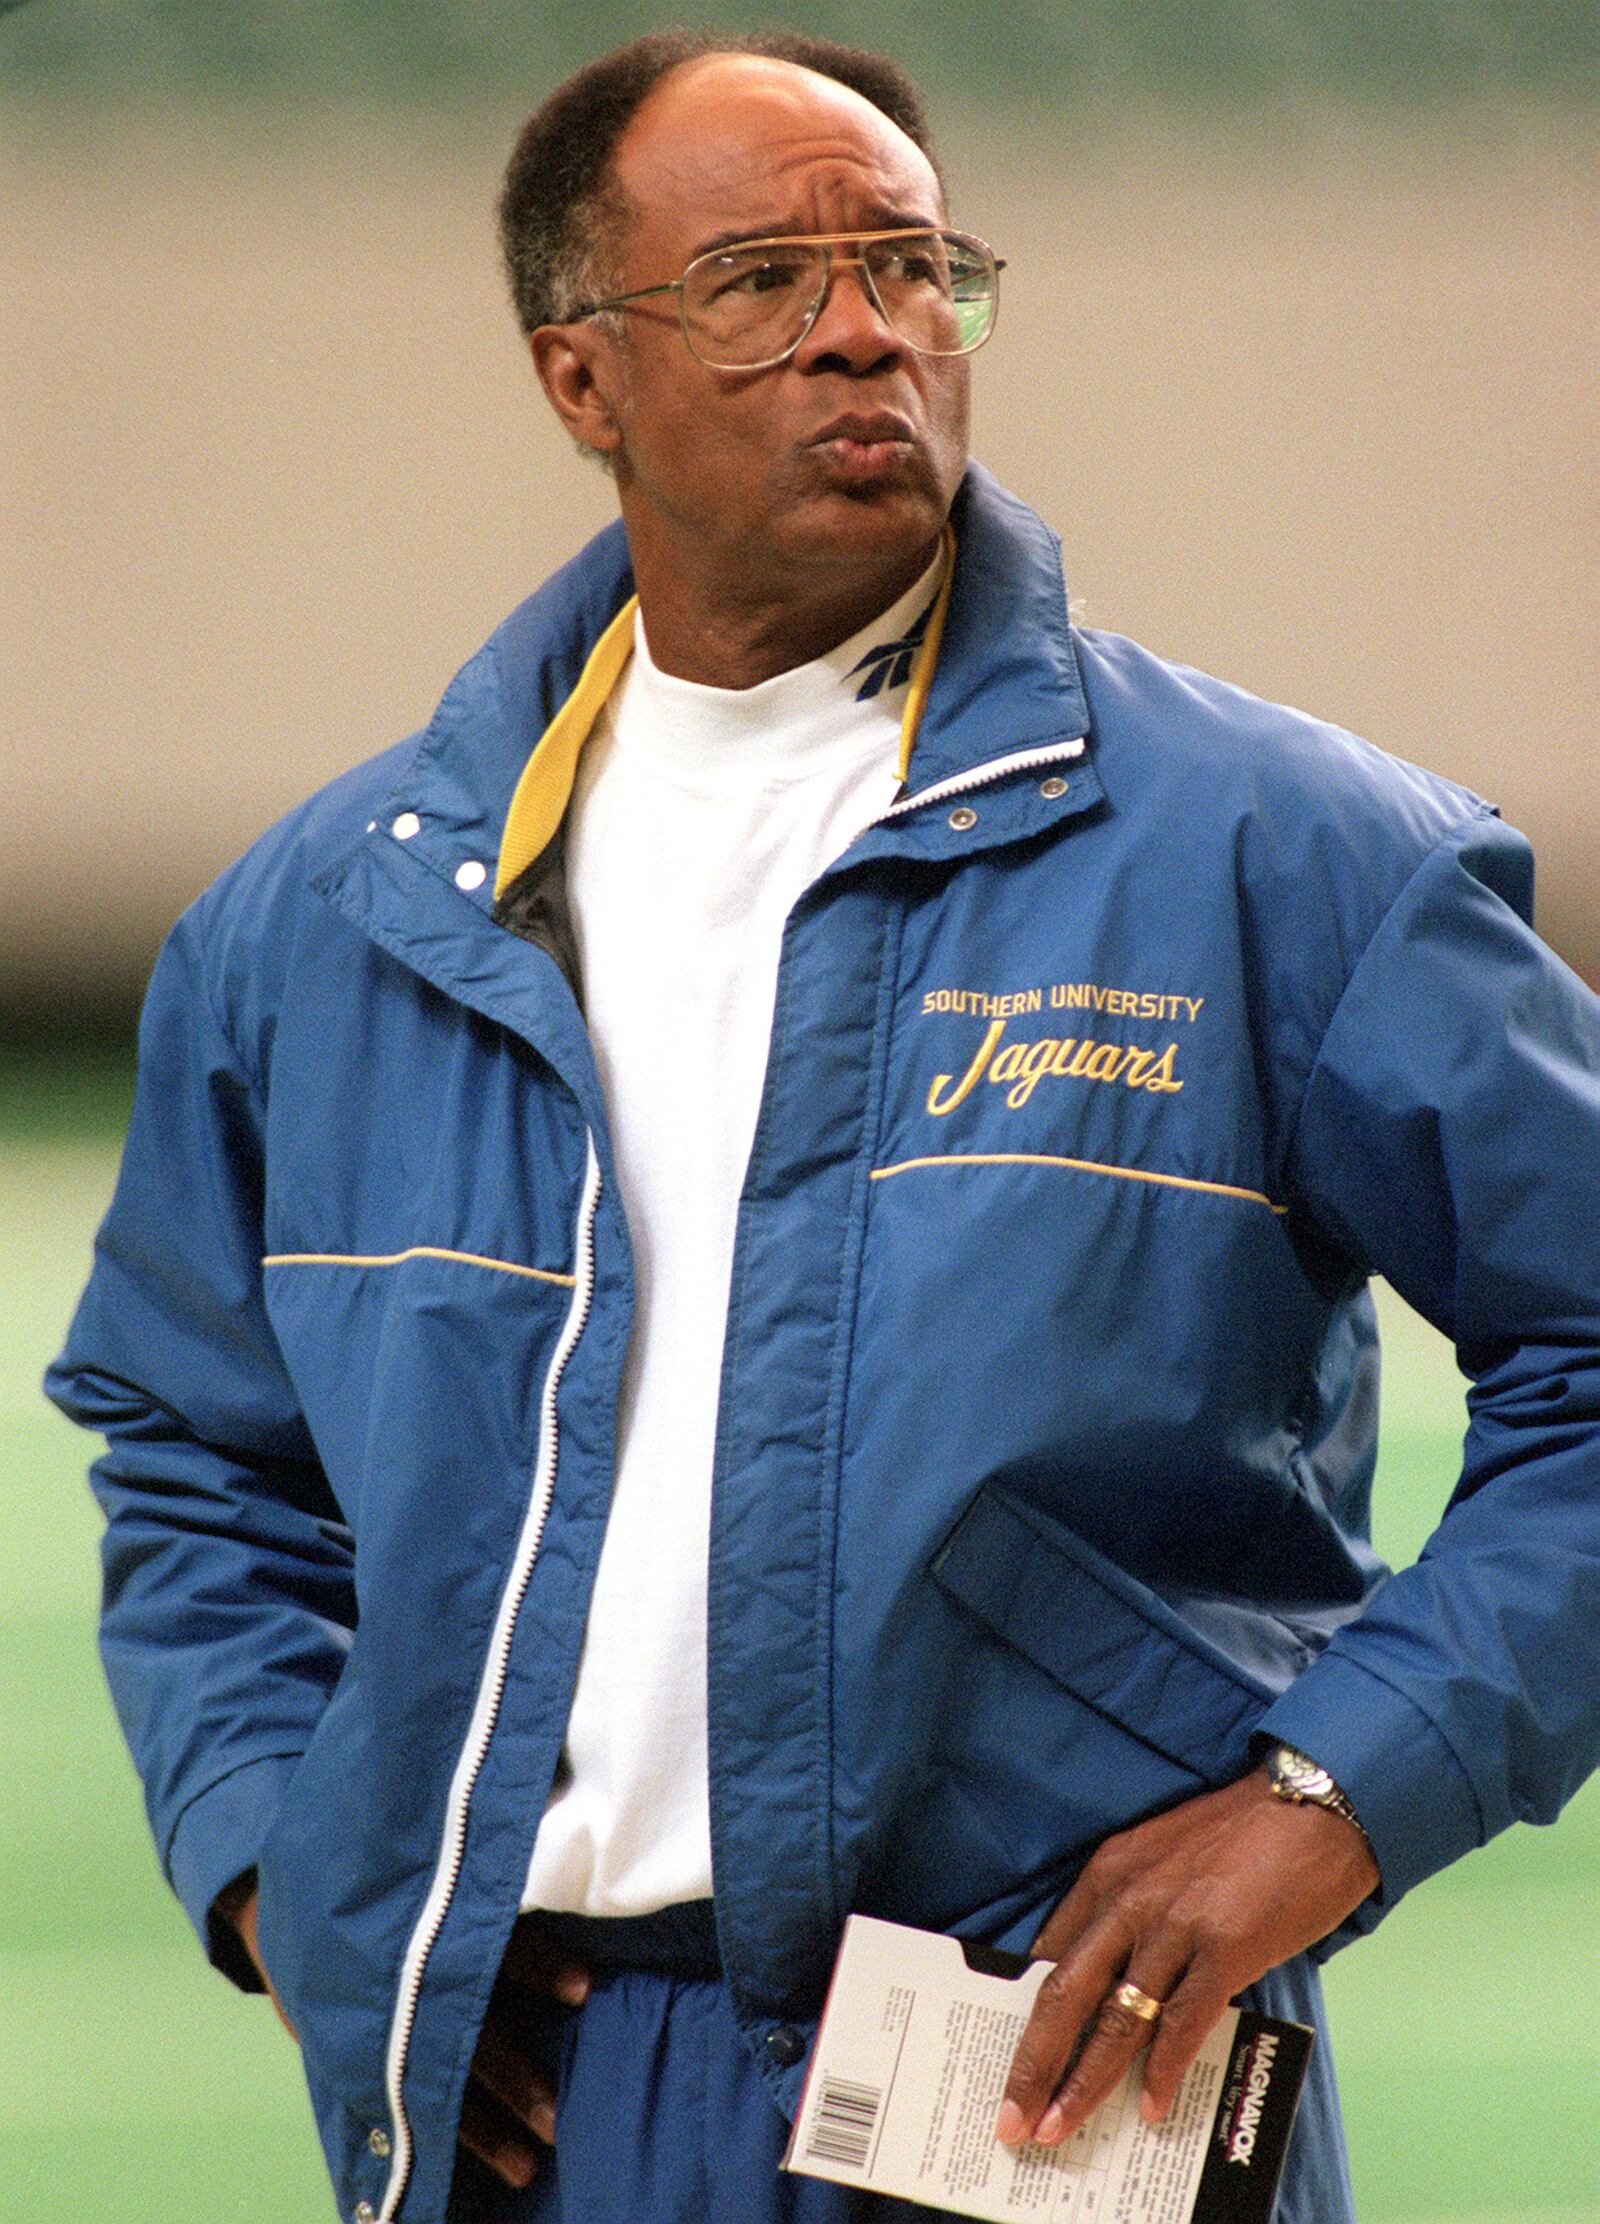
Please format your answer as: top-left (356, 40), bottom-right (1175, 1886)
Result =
top-left (1268, 1746), bottom-right (1368, 1846)
top-left (1272, 1747), bottom-right (1334, 1799)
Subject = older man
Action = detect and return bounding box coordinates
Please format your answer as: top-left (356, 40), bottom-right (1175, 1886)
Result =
top-left (48, 29), bottom-right (1600, 2224)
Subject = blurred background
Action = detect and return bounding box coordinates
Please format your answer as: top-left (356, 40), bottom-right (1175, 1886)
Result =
top-left (2, 5), bottom-right (1595, 2221)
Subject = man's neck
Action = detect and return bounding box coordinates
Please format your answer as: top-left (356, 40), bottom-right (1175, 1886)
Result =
top-left (623, 526), bottom-right (944, 692)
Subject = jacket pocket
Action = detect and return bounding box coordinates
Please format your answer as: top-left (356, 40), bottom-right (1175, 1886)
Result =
top-left (929, 1483), bottom-right (1276, 1786)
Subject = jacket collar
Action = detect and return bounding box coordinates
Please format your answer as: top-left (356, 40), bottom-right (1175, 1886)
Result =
top-left (367, 460), bottom-right (1091, 906)
top-left (314, 465), bottom-right (1095, 1118)
top-left (491, 522), bottom-right (960, 900)
top-left (902, 463), bottom-right (1090, 790)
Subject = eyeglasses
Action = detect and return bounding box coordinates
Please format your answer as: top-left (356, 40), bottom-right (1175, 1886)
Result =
top-left (566, 227), bottom-right (1004, 370)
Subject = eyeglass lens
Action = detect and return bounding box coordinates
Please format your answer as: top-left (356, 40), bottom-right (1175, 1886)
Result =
top-left (681, 232), bottom-right (996, 367)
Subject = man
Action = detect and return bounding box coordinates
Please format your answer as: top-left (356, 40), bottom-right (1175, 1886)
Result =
top-left (47, 30), bottom-right (1600, 2224)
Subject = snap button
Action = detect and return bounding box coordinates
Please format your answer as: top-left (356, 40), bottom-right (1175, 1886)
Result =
top-left (1039, 776), bottom-right (1068, 799)
top-left (367, 2127), bottom-right (391, 2158)
top-left (391, 812), bottom-right (421, 841)
top-left (354, 2203), bottom-right (376, 2224)
top-left (947, 805), bottom-right (978, 831)
top-left (454, 859), bottom-right (487, 892)
top-left (764, 2024), bottom-right (806, 2068)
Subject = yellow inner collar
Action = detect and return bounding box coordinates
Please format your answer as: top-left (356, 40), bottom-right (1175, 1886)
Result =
top-left (493, 525), bottom-right (957, 900)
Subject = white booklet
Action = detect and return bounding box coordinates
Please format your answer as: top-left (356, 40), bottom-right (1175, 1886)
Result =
top-left (782, 1915), bottom-right (1312, 2224)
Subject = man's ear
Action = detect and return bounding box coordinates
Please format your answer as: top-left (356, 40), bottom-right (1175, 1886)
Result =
top-left (529, 326), bottom-right (624, 464)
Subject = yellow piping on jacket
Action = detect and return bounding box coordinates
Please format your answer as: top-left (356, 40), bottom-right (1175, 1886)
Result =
top-left (493, 525), bottom-right (958, 902)
top-left (264, 1246), bottom-right (577, 1286)
top-left (869, 1152), bottom-right (1287, 1215)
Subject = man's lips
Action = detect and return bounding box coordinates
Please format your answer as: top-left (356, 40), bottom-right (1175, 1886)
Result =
top-left (810, 411), bottom-right (917, 446)
top-left (807, 413), bottom-right (919, 478)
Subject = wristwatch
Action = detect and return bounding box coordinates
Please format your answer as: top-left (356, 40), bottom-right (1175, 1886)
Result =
top-left (1262, 1742), bottom-right (1373, 1852)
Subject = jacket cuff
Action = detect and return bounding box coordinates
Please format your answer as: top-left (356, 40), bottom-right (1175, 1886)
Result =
top-left (164, 1753), bottom-right (306, 1992)
top-left (1254, 1650), bottom-right (1484, 1912)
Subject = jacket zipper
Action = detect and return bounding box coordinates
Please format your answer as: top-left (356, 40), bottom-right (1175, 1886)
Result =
top-left (374, 733), bottom-right (1080, 2209)
top-left (875, 735), bottom-right (1086, 824)
top-left (376, 1133), bottom-right (604, 2221)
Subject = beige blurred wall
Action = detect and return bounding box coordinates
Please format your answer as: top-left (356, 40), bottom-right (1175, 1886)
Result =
top-left (3, 111), bottom-right (1594, 1017)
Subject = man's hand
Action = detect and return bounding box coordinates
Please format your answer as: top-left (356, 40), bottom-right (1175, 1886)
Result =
top-left (215, 1872), bottom-right (298, 2042)
top-left (456, 1922), bottom-right (590, 2190)
top-left (995, 1769), bottom-right (1380, 2150)
top-left (220, 1882), bottom-right (589, 2191)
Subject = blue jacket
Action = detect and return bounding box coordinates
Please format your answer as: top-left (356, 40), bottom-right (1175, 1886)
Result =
top-left (48, 466), bottom-right (1600, 2224)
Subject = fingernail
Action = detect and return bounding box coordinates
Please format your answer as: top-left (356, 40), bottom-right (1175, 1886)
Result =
top-left (1139, 2090), bottom-right (1162, 2125)
top-left (995, 2100), bottom-right (1025, 2145)
top-left (1037, 2104), bottom-right (1065, 2145)
top-left (500, 2147), bottom-right (537, 2189)
top-left (557, 1969), bottom-right (590, 2006)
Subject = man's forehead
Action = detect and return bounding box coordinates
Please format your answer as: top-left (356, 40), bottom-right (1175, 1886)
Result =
top-left (611, 54), bottom-right (942, 238)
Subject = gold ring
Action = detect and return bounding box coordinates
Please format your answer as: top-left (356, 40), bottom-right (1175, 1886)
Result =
top-left (1108, 1980), bottom-right (1165, 2024)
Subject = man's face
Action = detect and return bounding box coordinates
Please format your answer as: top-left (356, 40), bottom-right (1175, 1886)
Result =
top-left (585, 56), bottom-right (972, 584)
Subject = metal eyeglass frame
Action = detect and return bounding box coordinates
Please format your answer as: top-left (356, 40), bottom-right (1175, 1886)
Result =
top-left (564, 227), bottom-right (1005, 370)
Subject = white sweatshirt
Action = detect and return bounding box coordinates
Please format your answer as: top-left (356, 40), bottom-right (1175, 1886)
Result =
top-left (521, 550), bottom-right (945, 1915)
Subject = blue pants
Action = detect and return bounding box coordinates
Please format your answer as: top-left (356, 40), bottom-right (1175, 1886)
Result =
top-left (445, 1903), bottom-right (1340, 2223)
top-left (445, 1967), bottom-right (973, 2221)
top-left (445, 1904), bottom-right (964, 2223)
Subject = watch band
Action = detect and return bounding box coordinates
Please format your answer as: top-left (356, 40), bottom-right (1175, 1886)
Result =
top-left (1263, 1742), bottom-right (1374, 1853)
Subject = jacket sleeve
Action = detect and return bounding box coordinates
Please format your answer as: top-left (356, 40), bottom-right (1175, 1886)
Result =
top-left (1256, 807), bottom-right (1600, 1940)
top-left (44, 898), bottom-right (355, 1991)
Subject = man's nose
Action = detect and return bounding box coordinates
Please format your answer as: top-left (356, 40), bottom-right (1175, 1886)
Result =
top-left (792, 255), bottom-right (904, 373)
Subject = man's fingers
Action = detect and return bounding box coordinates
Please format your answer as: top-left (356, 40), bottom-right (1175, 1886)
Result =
top-left (470, 2012), bottom-right (559, 2143)
top-left (1027, 1862), bottom-right (1107, 1965)
top-left (499, 1922), bottom-right (591, 2005)
top-left (995, 1925), bottom-right (1135, 2144)
top-left (1030, 1964), bottom-right (1185, 2146)
top-left (1137, 1969), bottom-right (1234, 2125)
top-left (458, 2084), bottom-right (542, 2190)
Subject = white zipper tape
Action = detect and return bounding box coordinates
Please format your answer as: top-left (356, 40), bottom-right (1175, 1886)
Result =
top-left (377, 1132), bottom-right (604, 2219)
top-left (877, 736), bottom-right (1086, 823)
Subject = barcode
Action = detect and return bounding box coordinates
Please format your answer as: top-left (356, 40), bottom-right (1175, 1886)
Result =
top-left (805, 2074), bottom-right (882, 2170)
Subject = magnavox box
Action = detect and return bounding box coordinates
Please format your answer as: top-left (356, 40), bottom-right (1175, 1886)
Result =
top-left (783, 1915), bottom-right (1314, 2223)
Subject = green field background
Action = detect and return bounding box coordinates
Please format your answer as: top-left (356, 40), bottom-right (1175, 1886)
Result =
top-left (2, 1055), bottom-right (1596, 2224)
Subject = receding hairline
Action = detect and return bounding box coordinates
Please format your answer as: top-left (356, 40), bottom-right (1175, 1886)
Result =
top-left (611, 48), bottom-right (945, 203)
top-left (496, 31), bottom-right (945, 339)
